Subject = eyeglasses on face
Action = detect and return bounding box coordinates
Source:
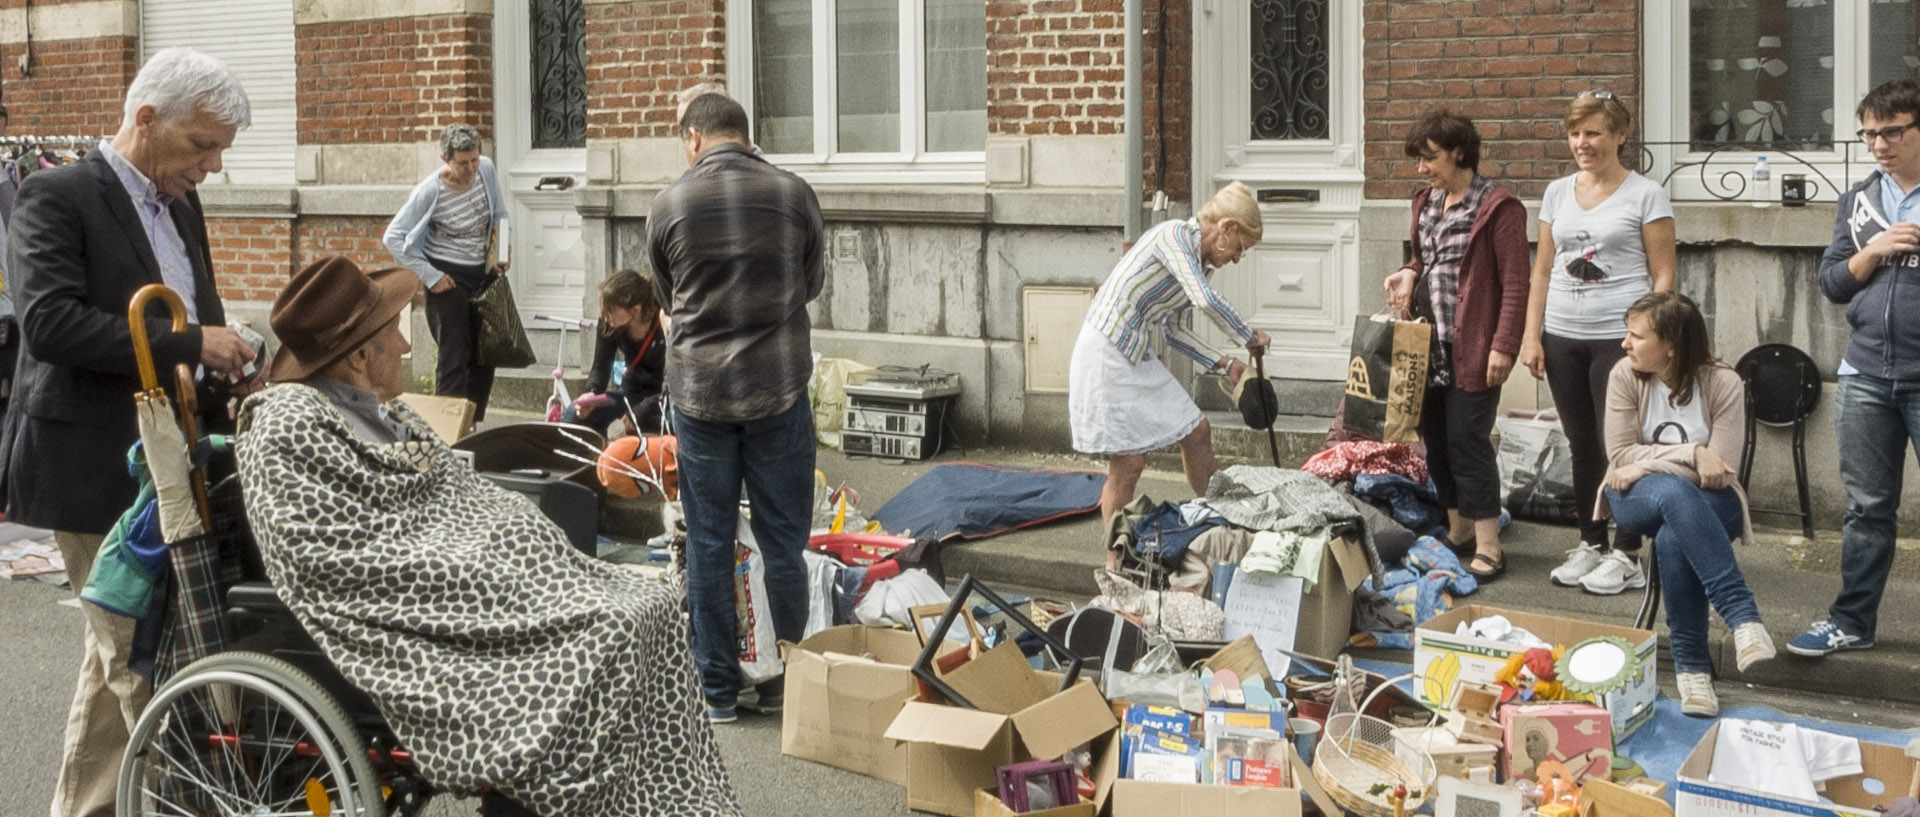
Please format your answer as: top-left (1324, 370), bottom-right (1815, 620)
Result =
top-left (1857, 123), bottom-right (1916, 145)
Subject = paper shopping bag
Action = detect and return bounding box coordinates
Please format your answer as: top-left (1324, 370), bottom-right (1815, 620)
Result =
top-left (1342, 313), bottom-right (1431, 443)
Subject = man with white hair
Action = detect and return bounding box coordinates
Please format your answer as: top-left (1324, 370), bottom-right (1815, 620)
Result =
top-left (0, 47), bottom-right (256, 817)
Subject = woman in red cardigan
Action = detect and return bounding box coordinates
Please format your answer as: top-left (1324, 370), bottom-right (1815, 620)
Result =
top-left (1384, 110), bottom-right (1532, 579)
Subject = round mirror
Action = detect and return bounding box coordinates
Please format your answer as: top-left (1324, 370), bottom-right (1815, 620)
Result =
top-left (1556, 636), bottom-right (1641, 696)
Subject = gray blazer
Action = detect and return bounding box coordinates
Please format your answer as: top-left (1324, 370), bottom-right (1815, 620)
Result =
top-left (0, 149), bottom-right (229, 534)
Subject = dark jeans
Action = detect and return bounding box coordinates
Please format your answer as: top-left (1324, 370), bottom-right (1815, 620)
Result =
top-left (1606, 473), bottom-right (1756, 673)
top-left (1829, 373), bottom-right (1920, 638)
top-left (1542, 332), bottom-right (1640, 551)
top-left (674, 396), bottom-right (816, 708)
top-left (1420, 382), bottom-right (1503, 520)
top-left (424, 257), bottom-right (496, 422)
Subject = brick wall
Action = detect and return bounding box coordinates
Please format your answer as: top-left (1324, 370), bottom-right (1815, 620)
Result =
top-left (295, 14), bottom-right (494, 145)
top-left (584, 0), bottom-right (724, 139)
top-left (207, 217), bottom-right (295, 302)
top-left (290, 216), bottom-right (390, 275)
top-left (1362, 0), bottom-right (1640, 200)
top-left (0, 36), bottom-right (137, 137)
top-left (987, 0), bottom-right (1125, 138)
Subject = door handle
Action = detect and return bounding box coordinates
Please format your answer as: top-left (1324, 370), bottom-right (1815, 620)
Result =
top-left (1257, 188), bottom-right (1319, 204)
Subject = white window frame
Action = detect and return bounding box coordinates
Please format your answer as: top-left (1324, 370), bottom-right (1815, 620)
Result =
top-left (1643, 0), bottom-right (1883, 204)
top-left (727, 0), bottom-right (986, 184)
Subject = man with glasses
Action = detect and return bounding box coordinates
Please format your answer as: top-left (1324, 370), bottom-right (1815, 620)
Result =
top-left (1796, 77), bottom-right (1920, 657)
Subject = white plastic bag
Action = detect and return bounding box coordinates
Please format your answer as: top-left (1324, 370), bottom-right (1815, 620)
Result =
top-left (801, 550), bottom-right (840, 638)
top-left (734, 510), bottom-right (783, 685)
top-left (854, 568), bottom-right (948, 629)
top-left (1495, 409), bottom-right (1577, 522)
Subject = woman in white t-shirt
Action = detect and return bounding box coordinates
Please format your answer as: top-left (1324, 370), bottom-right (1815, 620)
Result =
top-left (1598, 292), bottom-right (1773, 717)
top-left (1518, 92), bottom-right (1677, 595)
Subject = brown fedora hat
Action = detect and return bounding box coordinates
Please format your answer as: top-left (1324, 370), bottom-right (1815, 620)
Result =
top-left (269, 256), bottom-right (419, 382)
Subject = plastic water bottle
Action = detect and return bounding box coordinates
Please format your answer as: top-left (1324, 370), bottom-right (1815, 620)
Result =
top-left (1751, 155), bottom-right (1773, 207)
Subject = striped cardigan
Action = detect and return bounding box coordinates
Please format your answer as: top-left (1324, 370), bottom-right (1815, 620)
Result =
top-left (1084, 218), bottom-right (1254, 369)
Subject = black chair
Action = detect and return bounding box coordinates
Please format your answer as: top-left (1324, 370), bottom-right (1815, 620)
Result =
top-left (1734, 343), bottom-right (1823, 538)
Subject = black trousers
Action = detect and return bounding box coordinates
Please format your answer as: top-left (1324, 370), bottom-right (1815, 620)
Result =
top-left (425, 257), bottom-right (496, 422)
top-left (1420, 380), bottom-right (1504, 520)
top-left (1541, 332), bottom-right (1641, 551)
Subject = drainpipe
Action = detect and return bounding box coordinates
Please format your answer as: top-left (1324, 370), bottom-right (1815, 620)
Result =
top-left (1124, 0), bottom-right (1143, 241)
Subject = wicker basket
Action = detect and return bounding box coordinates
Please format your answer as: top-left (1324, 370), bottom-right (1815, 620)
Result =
top-left (1311, 713), bottom-right (1436, 817)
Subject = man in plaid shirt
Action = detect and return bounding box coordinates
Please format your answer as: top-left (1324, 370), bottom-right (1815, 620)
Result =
top-left (648, 91), bottom-right (825, 723)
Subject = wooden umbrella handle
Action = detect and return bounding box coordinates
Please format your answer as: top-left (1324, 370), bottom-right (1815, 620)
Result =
top-left (128, 284), bottom-right (189, 397)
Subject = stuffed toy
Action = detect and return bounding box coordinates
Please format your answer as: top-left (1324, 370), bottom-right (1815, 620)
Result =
top-left (1494, 646), bottom-right (1571, 702)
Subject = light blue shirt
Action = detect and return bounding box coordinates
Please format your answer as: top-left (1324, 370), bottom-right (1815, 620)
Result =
top-left (96, 140), bottom-right (198, 323)
top-left (1879, 172), bottom-right (1920, 226)
top-left (382, 155), bottom-right (508, 288)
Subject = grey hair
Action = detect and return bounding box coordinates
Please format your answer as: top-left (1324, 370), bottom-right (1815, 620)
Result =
top-left (439, 124), bottom-right (482, 159)
top-left (121, 48), bottom-right (251, 129)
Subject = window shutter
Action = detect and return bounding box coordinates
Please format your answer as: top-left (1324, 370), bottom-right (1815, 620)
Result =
top-left (141, 0), bottom-right (296, 185)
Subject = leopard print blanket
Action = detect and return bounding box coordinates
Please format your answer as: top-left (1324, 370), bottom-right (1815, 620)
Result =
top-left (236, 384), bottom-right (740, 816)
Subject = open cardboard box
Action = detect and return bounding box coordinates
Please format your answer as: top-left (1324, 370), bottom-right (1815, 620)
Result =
top-left (1414, 605), bottom-right (1658, 740)
top-left (780, 625), bottom-right (961, 785)
top-left (1222, 533), bottom-right (1372, 659)
top-left (974, 788), bottom-right (1096, 817)
top-left (1675, 722), bottom-right (1917, 817)
top-left (1105, 750), bottom-right (1340, 817)
top-left (885, 642), bottom-right (1119, 817)
top-left (1580, 779), bottom-right (1673, 817)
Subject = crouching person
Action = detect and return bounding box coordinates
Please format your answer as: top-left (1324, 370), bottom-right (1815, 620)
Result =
top-left (236, 257), bottom-right (742, 817)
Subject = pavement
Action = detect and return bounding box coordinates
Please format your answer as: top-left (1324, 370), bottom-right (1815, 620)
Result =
top-left (6, 406), bottom-right (1916, 817)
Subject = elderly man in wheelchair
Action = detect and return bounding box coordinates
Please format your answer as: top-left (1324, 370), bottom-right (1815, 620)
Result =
top-left (117, 257), bottom-right (742, 817)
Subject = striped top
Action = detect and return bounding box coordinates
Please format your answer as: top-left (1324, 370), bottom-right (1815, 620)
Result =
top-left (422, 180), bottom-right (491, 266)
top-left (1084, 218), bottom-right (1255, 369)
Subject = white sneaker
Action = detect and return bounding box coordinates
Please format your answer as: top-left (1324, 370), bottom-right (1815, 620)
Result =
top-left (1734, 621), bottom-right (1776, 673)
top-left (1578, 550), bottom-right (1647, 595)
top-left (1676, 671), bottom-right (1718, 717)
top-left (1550, 542), bottom-right (1606, 586)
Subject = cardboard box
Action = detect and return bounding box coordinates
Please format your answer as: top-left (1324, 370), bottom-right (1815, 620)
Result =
top-left (1219, 535), bottom-right (1372, 661)
top-left (885, 643), bottom-right (1119, 817)
top-left (974, 788), bottom-right (1095, 817)
top-left (1413, 605), bottom-right (1657, 740)
top-left (1499, 702), bottom-right (1611, 783)
top-left (397, 393), bottom-right (474, 442)
top-left (1580, 779), bottom-right (1673, 817)
top-left (1390, 725), bottom-right (1497, 780)
top-left (1675, 722), bottom-right (1916, 817)
top-left (780, 625), bottom-right (951, 785)
top-left (1109, 780), bottom-right (1301, 817)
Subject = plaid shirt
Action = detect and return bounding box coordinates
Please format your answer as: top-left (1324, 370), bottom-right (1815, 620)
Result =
top-left (647, 143), bottom-right (825, 423)
top-left (1417, 174), bottom-right (1492, 347)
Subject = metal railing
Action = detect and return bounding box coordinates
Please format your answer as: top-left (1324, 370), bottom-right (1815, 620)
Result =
top-left (1635, 140), bottom-right (1870, 204)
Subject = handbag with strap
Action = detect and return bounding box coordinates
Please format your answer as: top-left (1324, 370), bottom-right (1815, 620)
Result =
top-left (470, 273), bottom-right (536, 368)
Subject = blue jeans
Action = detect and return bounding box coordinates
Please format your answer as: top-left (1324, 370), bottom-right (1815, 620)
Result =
top-left (1606, 473), bottom-right (1755, 674)
top-left (1829, 373), bottom-right (1920, 637)
top-left (673, 396), bottom-right (816, 708)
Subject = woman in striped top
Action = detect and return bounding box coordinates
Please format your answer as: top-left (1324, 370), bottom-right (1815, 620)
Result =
top-left (1069, 181), bottom-right (1271, 564)
top-left (383, 123), bottom-right (510, 421)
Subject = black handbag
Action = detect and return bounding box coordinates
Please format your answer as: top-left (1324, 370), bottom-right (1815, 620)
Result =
top-left (470, 273), bottom-right (536, 368)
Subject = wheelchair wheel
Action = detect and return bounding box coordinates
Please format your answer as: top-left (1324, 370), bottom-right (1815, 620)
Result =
top-left (118, 651), bottom-right (385, 817)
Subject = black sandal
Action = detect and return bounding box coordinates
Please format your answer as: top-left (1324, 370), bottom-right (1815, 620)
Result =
top-left (1466, 552), bottom-right (1506, 580)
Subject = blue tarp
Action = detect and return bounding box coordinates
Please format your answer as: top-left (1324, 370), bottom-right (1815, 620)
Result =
top-left (872, 462), bottom-right (1106, 541)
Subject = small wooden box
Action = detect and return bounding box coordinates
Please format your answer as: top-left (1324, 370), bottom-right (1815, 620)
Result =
top-left (1444, 682), bottom-right (1505, 746)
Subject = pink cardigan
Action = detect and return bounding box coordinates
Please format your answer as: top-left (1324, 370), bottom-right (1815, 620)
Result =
top-left (1595, 359), bottom-right (1754, 545)
top-left (1402, 182), bottom-right (1532, 393)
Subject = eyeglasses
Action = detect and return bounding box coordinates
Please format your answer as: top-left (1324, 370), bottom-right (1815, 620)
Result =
top-left (1578, 90), bottom-right (1616, 101)
top-left (1857, 123), bottom-right (1916, 145)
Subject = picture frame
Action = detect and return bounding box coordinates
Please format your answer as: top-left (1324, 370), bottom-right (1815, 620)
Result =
top-left (911, 602), bottom-right (984, 651)
top-left (996, 758), bottom-right (1078, 813)
top-left (1435, 775), bottom-right (1523, 817)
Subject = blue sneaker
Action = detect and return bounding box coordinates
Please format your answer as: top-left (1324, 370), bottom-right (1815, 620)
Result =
top-left (1785, 620), bottom-right (1873, 657)
top-left (707, 706), bottom-right (738, 724)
